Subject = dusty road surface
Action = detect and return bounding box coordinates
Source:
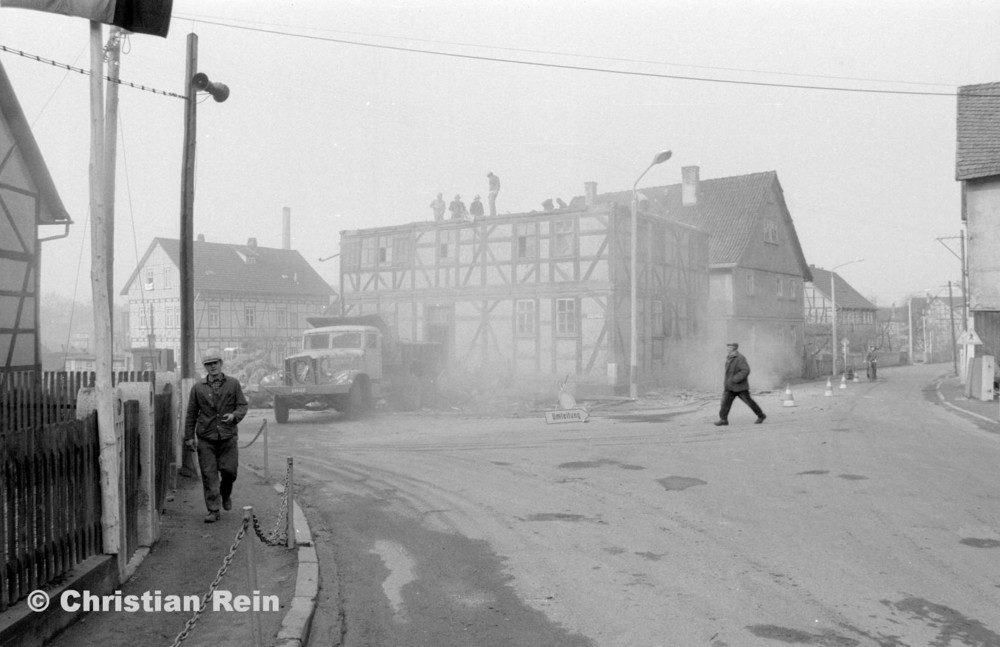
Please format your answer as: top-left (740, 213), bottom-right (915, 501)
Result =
top-left (241, 364), bottom-right (1000, 647)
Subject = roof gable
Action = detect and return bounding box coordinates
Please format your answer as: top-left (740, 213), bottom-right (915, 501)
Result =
top-left (956, 82), bottom-right (1000, 181)
top-left (122, 238), bottom-right (334, 297)
top-left (574, 170), bottom-right (812, 280)
top-left (0, 61), bottom-right (70, 224)
top-left (807, 266), bottom-right (877, 310)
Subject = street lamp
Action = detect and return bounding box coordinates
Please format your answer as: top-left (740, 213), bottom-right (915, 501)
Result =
top-left (629, 149), bottom-right (673, 399)
top-left (830, 258), bottom-right (864, 377)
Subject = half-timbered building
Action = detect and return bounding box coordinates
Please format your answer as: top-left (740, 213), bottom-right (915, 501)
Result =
top-left (0, 61), bottom-right (71, 387)
top-left (122, 236), bottom-right (334, 368)
top-left (578, 167), bottom-right (812, 383)
top-left (339, 188), bottom-right (710, 393)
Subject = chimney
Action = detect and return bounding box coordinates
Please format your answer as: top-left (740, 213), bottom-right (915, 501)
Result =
top-left (682, 165), bottom-right (700, 206)
top-left (282, 206), bottom-right (291, 250)
top-left (584, 181), bottom-right (598, 207)
top-left (196, 233), bottom-right (205, 242)
top-left (247, 237), bottom-right (257, 248)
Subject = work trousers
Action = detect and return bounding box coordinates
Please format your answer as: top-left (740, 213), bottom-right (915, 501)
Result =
top-left (719, 389), bottom-right (764, 422)
top-left (196, 435), bottom-right (239, 513)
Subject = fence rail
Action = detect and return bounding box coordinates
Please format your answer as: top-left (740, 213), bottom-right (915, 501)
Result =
top-left (1, 412), bottom-right (103, 612)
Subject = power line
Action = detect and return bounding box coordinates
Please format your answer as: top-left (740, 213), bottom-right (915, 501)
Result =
top-left (174, 11), bottom-right (955, 90)
top-left (177, 15), bottom-right (968, 98)
top-left (0, 44), bottom-right (186, 99)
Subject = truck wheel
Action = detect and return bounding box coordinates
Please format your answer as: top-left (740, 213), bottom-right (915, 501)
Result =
top-left (344, 381), bottom-right (367, 420)
top-left (274, 397), bottom-right (289, 424)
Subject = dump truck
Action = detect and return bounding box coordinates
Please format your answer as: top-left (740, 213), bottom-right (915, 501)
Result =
top-left (264, 314), bottom-right (442, 423)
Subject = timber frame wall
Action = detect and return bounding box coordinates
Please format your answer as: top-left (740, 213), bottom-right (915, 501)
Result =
top-left (340, 204), bottom-right (709, 389)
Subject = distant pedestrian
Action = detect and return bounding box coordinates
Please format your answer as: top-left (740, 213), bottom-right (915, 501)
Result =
top-left (185, 350), bottom-right (248, 523)
top-left (866, 345), bottom-right (879, 382)
top-left (449, 194), bottom-right (466, 220)
top-left (714, 342), bottom-right (766, 426)
top-left (486, 172), bottom-right (500, 217)
top-left (556, 198), bottom-right (567, 209)
top-left (542, 198), bottom-right (554, 211)
top-left (469, 195), bottom-right (484, 220)
top-left (430, 193), bottom-right (446, 221)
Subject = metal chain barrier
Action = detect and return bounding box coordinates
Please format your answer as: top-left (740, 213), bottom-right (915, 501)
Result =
top-left (240, 419), bottom-right (267, 448)
top-left (170, 518), bottom-right (249, 646)
top-left (252, 458), bottom-right (291, 547)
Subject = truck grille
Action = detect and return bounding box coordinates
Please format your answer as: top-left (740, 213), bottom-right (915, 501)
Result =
top-left (288, 358), bottom-right (315, 385)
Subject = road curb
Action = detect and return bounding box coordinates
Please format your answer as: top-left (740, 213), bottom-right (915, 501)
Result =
top-left (934, 380), bottom-right (998, 426)
top-left (243, 464), bottom-right (319, 647)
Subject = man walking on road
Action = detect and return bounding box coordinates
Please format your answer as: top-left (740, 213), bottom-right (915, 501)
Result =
top-left (714, 342), bottom-right (766, 426)
top-left (185, 350), bottom-right (248, 523)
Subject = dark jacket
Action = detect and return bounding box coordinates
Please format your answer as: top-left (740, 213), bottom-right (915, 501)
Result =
top-left (185, 374), bottom-right (248, 441)
top-left (723, 352), bottom-right (751, 392)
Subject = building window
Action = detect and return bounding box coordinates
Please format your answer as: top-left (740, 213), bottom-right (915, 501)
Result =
top-left (378, 236), bottom-right (392, 265)
top-left (341, 239), bottom-right (361, 269)
top-left (515, 299), bottom-right (536, 336)
top-left (555, 298), bottom-right (578, 335)
top-left (552, 220), bottom-right (575, 258)
top-left (245, 306), bottom-right (256, 329)
top-left (514, 223), bottom-right (537, 260)
top-left (777, 278), bottom-right (784, 298)
top-left (439, 229), bottom-right (458, 262)
top-left (139, 307), bottom-right (148, 329)
top-left (276, 305), bottom-right (288, 329)
top-left (208, 306), bottom-right (220, 328)
top-left (144, 268), bottom-right (154, 291)
top-left (392, 235), bottom-right (411, 267)
top-left (163, 269), bottom-right (173, 289)
top-left (652, 225), bottom-right (666, 264)
top-left (652, 300), bottom-right (664, 337)
top-left (790, 281), bottom-right (798, 301)
top-left (764, 220), bottom-right (778, 244)
top-left (361, 237), bottom-right (377, 269)
top-left (746, 272), bottom-right (755, 296)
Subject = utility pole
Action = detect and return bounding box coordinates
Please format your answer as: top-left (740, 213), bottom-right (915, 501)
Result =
top-left (908, 297), bottom-right (914, 363)
top-left (88, 21), bottom-right (120, 555)
top-left (104, 28), bottom-right (122, 333)
top-left (180, 33), bottom-right (198, 379)
top-left (179, 33), bottom-right (228, 379)
top-left (948, 281), bottom-right (958, 376)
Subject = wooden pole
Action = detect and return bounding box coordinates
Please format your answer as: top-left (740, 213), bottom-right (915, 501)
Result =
top-left (948, 281), bottom-right (958, 376)
top-left (243, 506), bottom-right (263, 647)
top-left (89, 21), bottom-right (120, 555)
top-left (104, 28), bottom-right (122, 337)
top-left (180, 33), bottom-right (198, 379)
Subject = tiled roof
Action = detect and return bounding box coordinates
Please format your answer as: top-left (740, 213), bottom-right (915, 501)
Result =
top-left (956, 82), bottom-right (1000, 180)
top-left (807, 266), bottom-right (877, 311)
top-left (574, 171), bottom-right (811, 279)
top-left (122, 238), bottom-right (334, 297)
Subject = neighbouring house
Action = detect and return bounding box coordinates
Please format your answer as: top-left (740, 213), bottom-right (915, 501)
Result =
top-left (956, 81), bottom-right (1000, 360)
top-left (803, 265), bottom-right (878, 375)
top-left (0, 60), bottom-right (72, 387)
top-left (906, 292), bottom-right (964, 365)
top-left (582, 167), bottom-right (812, 384)
top-left (121, 236), bottom-right (335, 378)
top-left (339, 181), bottom-right (710, 395)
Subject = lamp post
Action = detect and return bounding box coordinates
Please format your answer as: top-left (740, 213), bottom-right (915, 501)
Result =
top-left (179, 33), bottom-right (229, 379)
top-left (629, 150), bottom-right (673, 399)
top-left (830, 258), bottom-right (863, 377)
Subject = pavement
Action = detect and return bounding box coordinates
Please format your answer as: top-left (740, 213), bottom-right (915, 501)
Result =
top-left (933, 371), bottom-right (1000, 432)
top-left (32, 455), bottom-right (318, 647)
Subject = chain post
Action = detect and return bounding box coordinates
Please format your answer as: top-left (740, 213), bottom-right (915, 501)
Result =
top-left (262, 419), bottom-right (269, 480)
top-left (286, 457), bottom-right (295, 549)
top-left (243, 506), bottom-right (264, 647)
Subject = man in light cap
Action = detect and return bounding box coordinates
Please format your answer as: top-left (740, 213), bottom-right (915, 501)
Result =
top-left (714, 342), bottom-right (766, 426)
top-left (184, 350), bottom-right (248, 523)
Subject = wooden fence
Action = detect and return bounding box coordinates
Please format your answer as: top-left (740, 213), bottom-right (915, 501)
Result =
top-left (1, 412), bottom-right (103, 612)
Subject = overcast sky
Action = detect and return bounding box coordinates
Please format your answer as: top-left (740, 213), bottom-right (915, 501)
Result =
top-left (2, 0), bottom-right (998, 308)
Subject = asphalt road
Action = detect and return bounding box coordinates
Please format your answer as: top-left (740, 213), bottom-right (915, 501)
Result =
top-left (240, 364), bottom-right (1000, 647)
